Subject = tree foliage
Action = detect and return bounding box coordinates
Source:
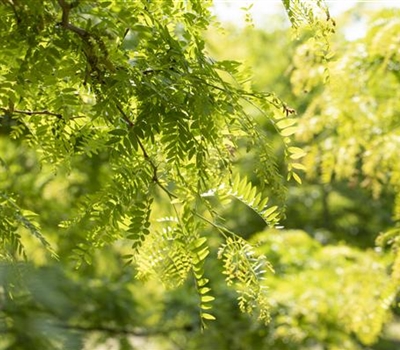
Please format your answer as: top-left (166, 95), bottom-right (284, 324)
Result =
top-left (294, 7), bottom-right (400, 292)
top-left (0, 0), bottom-right (323, 347)
top-left (202, 5), bottom-right (400, 350)
top-left (2, 1), bottom-right (399, 349)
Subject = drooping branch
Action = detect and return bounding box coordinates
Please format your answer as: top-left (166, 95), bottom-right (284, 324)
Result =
top-left (115, 102), bottom-right (177, 199)
top-left (56, 1), bottom-right (176, 199)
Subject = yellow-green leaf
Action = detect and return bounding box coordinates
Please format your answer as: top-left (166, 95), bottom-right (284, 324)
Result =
top-left (202, 313), bottom-right (216, 320)
top-left (288, 147), bottom-right (306, 159)
top-left (201, 295), bottom-right (215, 303)
top-left (276, 118), bottom-right (296, 129)
top-left (292, 172), bottom-right (302, 184)
top-left (264, 205), bottom-right (278, 217)
top-left (280, 126), bottom-right (298, 137)
top-left (191, 237), bottom-right (207, 249)
top-left (291, 162), bottom-right (306, 170)
top-left (200, 287), bottom-right (211, 294)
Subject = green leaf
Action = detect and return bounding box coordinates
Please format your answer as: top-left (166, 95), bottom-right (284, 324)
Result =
top-left (288, 147), bottom-right (306, 159)
top-left (264, 205), bottom-right (278, 218)
top-left (200, 287), bottom-right (211, 294)
top-left (292, 172), bottom-right (302, 184)
top-left (109, 129), bottom-right (127, 136)
top-left (291, 162), bottom-right (306, 170)
top-left (276, 118), bottom-right (296, 129)
top-left (201, 313), bottom-right (216, 320)
top-left (201, 295), bottom-right (215, 303)
top-left (280, 126), bottom-right (298, 137)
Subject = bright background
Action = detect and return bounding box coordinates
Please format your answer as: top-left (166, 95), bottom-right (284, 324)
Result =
top-left (213, 0), bottom-right (400, 39)
top-left (213, 0), bottom-right (400, 20)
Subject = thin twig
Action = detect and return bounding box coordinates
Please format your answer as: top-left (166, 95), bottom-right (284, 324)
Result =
top-left (192, 211), bottom-right (230, 239)
top-left (115, 103), bottom-right (178, 199)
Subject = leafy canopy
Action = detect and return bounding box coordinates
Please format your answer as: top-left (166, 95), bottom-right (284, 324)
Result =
top-left (0, 0), bottom-right (333, 337)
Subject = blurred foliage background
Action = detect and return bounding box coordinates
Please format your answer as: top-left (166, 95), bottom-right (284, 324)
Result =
top-left (1, 2), bottom-right (400, 349)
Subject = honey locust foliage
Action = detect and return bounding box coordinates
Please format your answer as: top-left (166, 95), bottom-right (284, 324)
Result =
top-left (0, 0), bottom-right (324, 337)
top-left (282, 0), bottom-right (336, 98)
top-left (295, 8), bottom-right (400, 296)
top-left (252, 229), bottom-right (395, 348)
top-left (201, 16), bottom-right (399, 348)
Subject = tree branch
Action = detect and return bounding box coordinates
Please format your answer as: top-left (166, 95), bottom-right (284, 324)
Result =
top-left (57, 0), bottom-right (88, 38)
top-left (115, 103), bottom-right (178, 199)
top-left (1, 0), bottom-right (21, 24)
top-left (53, 322), bottom-right (193, 337)
top-left (57, 0), bottom-right (113, 79)
top-left (1, 108), bottom-right (62, 119)
top-left (57, 1), bottom-right (176, 200)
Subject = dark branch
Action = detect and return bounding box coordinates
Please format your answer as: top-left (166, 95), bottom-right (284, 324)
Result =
top-left (2, 0), bottom-right (21, 24)
top-left (53, 322), bottom-right (193, 337)
top-left (57, 0), bottom-right (112, 78)
top-left (115, 103), bottom-right (134, 128)
top-left (1, 108), bottom-right (62, 119)
top-left (57, 0), bottom-right (88, 38)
